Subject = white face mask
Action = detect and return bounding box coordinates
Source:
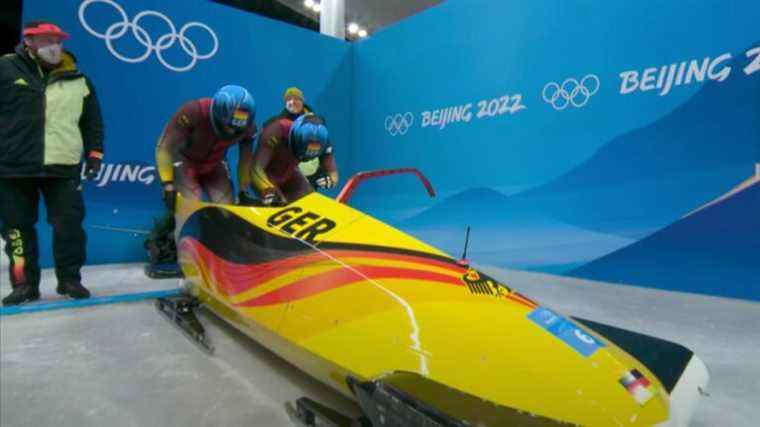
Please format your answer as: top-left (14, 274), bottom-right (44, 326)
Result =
top-left (286, 99), bottom-right (302, 114)
top-left (37, 43), bottom-right (63, 65)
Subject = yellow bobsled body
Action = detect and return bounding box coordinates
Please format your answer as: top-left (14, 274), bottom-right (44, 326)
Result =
top-left (175, 192), bottom-right (705, 426)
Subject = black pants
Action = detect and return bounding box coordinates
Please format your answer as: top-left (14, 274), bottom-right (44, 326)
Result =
top-left (0, 177), bottom-right (86, 288)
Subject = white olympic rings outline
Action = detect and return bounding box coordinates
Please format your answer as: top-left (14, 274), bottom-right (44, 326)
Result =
top-left (542, 74), bottom-right (600, 110)
top-left (385, 112), bottom-right (414, 136)
top-left (78, 0), bottom-right (219, 72)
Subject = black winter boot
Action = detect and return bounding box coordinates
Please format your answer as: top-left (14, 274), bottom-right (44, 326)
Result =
top-left (56, 281), bottom-right (91, 299)
top-left (2, 284), bottom-right (41, 306)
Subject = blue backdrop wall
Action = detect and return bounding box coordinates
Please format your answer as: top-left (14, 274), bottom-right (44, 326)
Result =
top-left (17, 0), bottom-right (759, 300)
top-left (21, 0), bottom-right (353, 265)
top-left (349, 0), bottom-right (760, 300)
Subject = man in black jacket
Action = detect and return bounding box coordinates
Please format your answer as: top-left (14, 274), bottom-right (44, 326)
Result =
top-left (0, 21), bottom-right (104, 305)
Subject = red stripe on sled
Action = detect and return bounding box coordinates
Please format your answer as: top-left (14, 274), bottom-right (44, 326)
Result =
top-left (236, 265), bottom-right (464, 307)
top-left (179, 238), bottom-right (465, 297)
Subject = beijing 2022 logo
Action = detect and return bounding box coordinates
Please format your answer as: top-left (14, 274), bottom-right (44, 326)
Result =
top-left (78, 0), bottom-right (219, 72)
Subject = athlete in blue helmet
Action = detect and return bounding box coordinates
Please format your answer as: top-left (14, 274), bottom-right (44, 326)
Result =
top-left (290, 114), bottom-right (331, 161)
top-left (149, 85), bottom-right (257, 277)
top-left (156, 85), bottom-right (257, 211)
top-left (210, 85), bottom-right (256, 138)
top-left (247, 113), bottom-right (338, 205)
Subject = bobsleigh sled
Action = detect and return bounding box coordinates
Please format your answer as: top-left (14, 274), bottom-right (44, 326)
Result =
top-left (166, 168), bottom-right (708, 427)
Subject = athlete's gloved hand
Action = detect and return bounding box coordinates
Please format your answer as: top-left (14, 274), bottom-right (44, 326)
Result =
top-left (261, 190), bottom-right (277, 206)
top-left (162, 183), bottom-right (177, 213)
top-left (237, 190), bottom-right (258, 206)
top-left (84, 152), bottom-right (102, 180)
top-left (314, 174), bottom-right (336, 189)
top-left (261, 193), bottom-right (276, 206)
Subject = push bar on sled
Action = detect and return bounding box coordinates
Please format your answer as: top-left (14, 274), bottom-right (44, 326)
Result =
top-left (336, 168), bottom-right (436, 204)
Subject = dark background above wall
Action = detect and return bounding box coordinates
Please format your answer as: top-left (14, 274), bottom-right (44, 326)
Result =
top-left (213, 0), bottom-right (318, 32)
top-left (0, 0), bottom-right (22, 54)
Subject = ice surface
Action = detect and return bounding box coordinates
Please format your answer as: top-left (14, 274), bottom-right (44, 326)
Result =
top-left (0, 264), bottom-right (359, 427)
top-left (1, 262), bottom-right (758, 426)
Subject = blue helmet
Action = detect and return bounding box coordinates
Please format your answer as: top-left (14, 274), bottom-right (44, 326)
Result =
top-left (210, 85), bottom-right (256, 137)
top-left (289, 114), bottom-right (330, 161)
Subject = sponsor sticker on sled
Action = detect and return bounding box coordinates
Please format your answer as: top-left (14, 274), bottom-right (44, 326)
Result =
top-left (619, 369), bottom-right (655, 405)
top-left (527, 307), bottom-right (604, 357)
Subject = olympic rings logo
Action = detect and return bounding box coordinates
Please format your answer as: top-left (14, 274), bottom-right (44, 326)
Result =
top-left (384, 112), bottom-right (414, 136)
top-left (542, 74), bottom-right (600, 110)
top-left (78, 0), bottom-right (219, 72)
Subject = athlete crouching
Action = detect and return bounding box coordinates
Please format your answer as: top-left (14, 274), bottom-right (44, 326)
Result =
top-left (241, 113), bottom-right (338, 206)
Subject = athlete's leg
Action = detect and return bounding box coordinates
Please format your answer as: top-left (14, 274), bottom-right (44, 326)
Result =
top-left (202, 161), bottom-right (234, 204)
top-left (174, 161), bottom-right (204, 201)
top-left (279, 171), bottom-right (313, 203)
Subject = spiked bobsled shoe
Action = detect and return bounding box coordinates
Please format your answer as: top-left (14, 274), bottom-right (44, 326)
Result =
top-left (56, 281), bottom-right (91, 299)
top-left (2, 284), bottom-right (41, 306)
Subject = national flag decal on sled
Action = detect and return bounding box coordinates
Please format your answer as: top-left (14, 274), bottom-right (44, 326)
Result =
top-left (620, 368), bottom-right (655, 405)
